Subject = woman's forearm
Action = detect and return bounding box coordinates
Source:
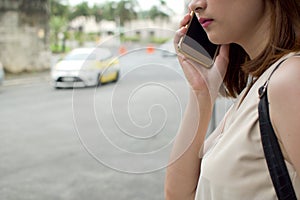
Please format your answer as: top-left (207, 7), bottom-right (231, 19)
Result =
top-left (165, 90), bottom-right (213, 200)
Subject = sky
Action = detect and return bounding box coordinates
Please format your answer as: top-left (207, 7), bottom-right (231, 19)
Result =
top-left (67, 0), bottom-right (185, 15)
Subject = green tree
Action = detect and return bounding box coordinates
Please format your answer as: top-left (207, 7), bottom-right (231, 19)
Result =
top-left (115, 0), bottom-right (138, 26)
top-left (49, 0), bottom-right (70, 52)
top-left (91, 4), bottom-right (103, 22)
top-left (50, 0), bottom-right (69, 18)
top-left (99, 1), bottom-right (116, 21)
top-left (68, 2), bottom-right (91, 20)
top-left (148, 6), bottom-right (168, 21)
top-left (50, 16), bottom-right (67, 50)
top-left (96, 0), bottom-right (138, 26)
top-left (159, 0), bottom-right (166, 6)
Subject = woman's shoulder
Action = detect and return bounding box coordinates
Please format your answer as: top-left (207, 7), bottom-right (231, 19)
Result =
top-left (267, 55), bottom-right (300, 169)
top-left (268, 54), bottom-right (300, 111)
top-left (268, 55), bottom-right (300, 97)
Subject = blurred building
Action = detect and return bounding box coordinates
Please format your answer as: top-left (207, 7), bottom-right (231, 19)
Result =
top-left (69, 16), bottom-right (180, 45)
top-left (0, 0), bottom-right (51, 73)
top-left (123, 18), bottom-right (178, 41)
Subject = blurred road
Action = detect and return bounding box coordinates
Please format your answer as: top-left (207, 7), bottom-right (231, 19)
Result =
top-left (0, 46), bottom-right (233, 200)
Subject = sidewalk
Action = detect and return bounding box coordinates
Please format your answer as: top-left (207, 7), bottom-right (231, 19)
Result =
top-left (3, 70), bottom-right (51, 87)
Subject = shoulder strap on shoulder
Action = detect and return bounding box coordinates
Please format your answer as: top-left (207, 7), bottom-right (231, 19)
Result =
top-left (259, 53), bottom-right (300, 98)
top-left (258, 53), bottom-right (299, 200)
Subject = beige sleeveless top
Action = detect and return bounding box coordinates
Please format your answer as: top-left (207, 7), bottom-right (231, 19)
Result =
top-left (195, 53), bottom-right (300, 200)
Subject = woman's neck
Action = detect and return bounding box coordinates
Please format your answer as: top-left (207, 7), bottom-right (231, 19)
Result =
top-left (239, 5), bottom-right (272, 59)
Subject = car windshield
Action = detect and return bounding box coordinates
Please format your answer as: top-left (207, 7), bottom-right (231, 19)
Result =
top-left (64, 53), bottom-right (97, 61)
top-left (63, 48), bottom-right (112, 61)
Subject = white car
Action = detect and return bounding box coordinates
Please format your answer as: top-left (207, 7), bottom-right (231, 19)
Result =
top-left (51, 47), bottom-right (120, 89)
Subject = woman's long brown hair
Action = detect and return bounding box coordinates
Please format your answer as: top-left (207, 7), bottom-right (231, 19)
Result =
top-left (223, 0), bottom-right (300, 98)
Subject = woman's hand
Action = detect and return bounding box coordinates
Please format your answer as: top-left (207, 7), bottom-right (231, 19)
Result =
top-left (174, 14), bottom-right (230, 104)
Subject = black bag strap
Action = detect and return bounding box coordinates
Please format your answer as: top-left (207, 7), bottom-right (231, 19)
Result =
top-left (258, 57), bottom-right (298, 200)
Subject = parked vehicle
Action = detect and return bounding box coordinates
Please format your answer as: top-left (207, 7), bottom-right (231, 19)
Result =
top-left (51, 47), bottom-right (120, 89)
top-left (160, 40), bottom-right (177, 57)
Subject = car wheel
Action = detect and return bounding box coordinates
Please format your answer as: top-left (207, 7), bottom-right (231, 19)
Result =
top-left (97, 74), bottom-right (102, 87)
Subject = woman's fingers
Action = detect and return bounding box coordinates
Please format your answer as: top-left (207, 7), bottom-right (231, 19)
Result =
top-left (174, 27), bottom-right (186, 48)
top-left (214, 44), bottom-right (230, 78)
top-left (173, 14), bottom-right (230, 101)
top-left (180, 13), bottom-right (191, 28)
top-left (174, 13), bottom-right (191, 51)
top-left (178, 44), bottom-right (230, 101)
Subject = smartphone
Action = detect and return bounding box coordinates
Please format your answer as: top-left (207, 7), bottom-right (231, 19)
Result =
top-left (178, 11), bottom-right (219, 68)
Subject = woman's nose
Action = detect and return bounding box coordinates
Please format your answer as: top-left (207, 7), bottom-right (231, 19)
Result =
top-left (188, 0), bottom-right (207, 13)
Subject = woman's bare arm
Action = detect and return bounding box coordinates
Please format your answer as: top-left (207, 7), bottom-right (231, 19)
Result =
top-left (164, 13), bottom-right (229, 197)
top-left (164, 90), bottom-right (213, 200)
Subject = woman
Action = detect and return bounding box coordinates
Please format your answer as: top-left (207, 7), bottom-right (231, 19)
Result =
top-left (165, 0), bottom-right (300, 199)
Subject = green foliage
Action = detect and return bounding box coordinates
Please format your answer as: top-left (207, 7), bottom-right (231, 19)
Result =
top-left (50, 0), bottom-right (172, 24)
top-left (150, 37), bottom-right (170, 44)
top-left (97, 1), bottom-right (116, 21)
top-left (120, 35), bottom-right (141, 43)
top-left (50, 16), bottom-right (67, 47)
top-left (50, 16), bottom-right (67, 33)
top-left (50, 0), bottom-right (69, 53)
top-left (115, 0), bottom-right (138, 26)
top-left (119, 35), bottom-right (170, 44)
top-left (159, 0), bottom-right (167, 6)
top-left (48, 0), bottom-right (173, 52)
top-left (149, 6), bottom-right (169, 21)
top-left (50, 0), bottom-right (70, 18)
top-left (86, 33), bottom-right (99, 42)
top-left (68, 2), bottom-right (91, 20)
top-left (50, 44), bottom-right (71, 54)
top-left (74, 31), bottom-right (84, 46)
top-left (91, 4), bottom-right (103, 22)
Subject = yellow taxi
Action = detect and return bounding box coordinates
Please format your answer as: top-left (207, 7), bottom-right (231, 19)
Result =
top-left (51, 47), bottom-right (119, 89)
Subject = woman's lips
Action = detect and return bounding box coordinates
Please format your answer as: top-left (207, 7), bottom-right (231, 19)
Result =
top-left (199, 18), bottom-right (214, 28)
